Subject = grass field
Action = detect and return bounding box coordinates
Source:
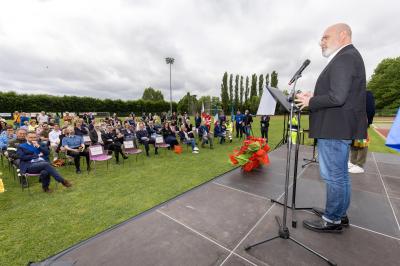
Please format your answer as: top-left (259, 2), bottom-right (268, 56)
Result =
top-left (0, 115), bottom-right (397, 265)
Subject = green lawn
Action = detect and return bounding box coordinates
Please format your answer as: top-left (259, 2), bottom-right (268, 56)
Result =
top-left (0, 116), bottom-right (397, 265)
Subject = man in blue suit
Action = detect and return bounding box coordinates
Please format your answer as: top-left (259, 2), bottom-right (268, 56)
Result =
top-left (296, 23), bottom-right (367, 233)
top-left (17, 131), bottom-right (72, 193)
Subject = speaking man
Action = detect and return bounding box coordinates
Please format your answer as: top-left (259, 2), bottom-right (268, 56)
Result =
top-left (296, 23), bottom-right (367, 233)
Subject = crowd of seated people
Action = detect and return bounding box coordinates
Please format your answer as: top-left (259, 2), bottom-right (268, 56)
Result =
top-left (0, 110), bottom-right (248, 193)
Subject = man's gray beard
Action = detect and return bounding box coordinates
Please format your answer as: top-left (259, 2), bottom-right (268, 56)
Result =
top-left (322, 48), bottom-right (333, 58)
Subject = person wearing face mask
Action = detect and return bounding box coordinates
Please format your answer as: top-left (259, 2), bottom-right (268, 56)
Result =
top-left (17, 131), bottom-right (72, 193)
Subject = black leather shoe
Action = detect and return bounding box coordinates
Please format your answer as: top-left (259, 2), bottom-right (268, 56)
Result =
top-left (76, 170), bottom-right (82, 174)
top-left (303, 218), bottom-right (343, 233)
top-left (312, 207), bottom-right (350, 227)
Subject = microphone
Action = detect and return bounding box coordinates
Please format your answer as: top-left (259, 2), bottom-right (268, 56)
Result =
top-left (288, 59), bottom-right (311, 85)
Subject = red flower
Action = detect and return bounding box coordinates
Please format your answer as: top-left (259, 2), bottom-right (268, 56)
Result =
top-left (262, 144), bottom-right (270, 152)
top-left (256, 149), bottom-right (266, 157)
top-left (229, 154), bottom-right (238, 165)
top-left (243, 161), bottom-right (254, 172)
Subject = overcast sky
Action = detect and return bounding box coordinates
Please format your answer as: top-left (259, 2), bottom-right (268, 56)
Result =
top-left (0, 0), bottom-right (399, 101)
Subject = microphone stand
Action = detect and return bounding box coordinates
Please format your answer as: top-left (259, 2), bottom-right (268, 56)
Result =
top-left (245, 74), bottom-right (336, 266)
top-left (302, 138), bottom-right (318, 168)
top-left (273, 112), bottom-right (288, 150)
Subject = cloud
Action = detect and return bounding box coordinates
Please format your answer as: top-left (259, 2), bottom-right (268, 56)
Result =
top-left (0, 0), bottom-right (399, 101)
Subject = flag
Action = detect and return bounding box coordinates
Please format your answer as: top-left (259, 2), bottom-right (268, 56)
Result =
top-left (386, 107), bottom-right (400, 152)
top-left (201, 102), bottom-right (206, 118)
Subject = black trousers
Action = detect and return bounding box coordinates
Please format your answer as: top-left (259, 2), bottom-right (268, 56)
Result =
top-left (106, 143), bottom-right (125, 162)
top-left (67, 150), bottom-right (90, 170)
top-left (236, 123), bottom-right (243, 138)
top-left (141, 139), bottom-right (158, 155)
top-left (261, 127), bottom-right (269, 141)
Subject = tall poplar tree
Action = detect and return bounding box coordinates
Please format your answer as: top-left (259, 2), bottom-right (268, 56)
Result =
top-left (250, 73), bottom-right (257, 97)
top-left (221, 72), bottom-right (229, 113)
top-left (271, 71), bottom-right (278, 88)
top-left (239, 76), bottom-right (244, 108)
top-left (258, 74), bottom-right (264, 96)
top-left (265, 73), bottom-right (270, 87)
top-left (234, 74), bottom-right (239, 111)
top-left (229, 74), bottom-right (233, 106)
top-left (245, 76), bottom-right (250, 103)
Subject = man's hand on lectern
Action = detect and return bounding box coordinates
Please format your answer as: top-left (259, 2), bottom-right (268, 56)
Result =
top-left (295, 91), bottom-right (313, 110)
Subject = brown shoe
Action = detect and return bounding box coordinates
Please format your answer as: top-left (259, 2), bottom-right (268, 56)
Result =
top-left (43, 187), bottom-right (53, 193)
top-left (62, 180), bottom-right (72, 188)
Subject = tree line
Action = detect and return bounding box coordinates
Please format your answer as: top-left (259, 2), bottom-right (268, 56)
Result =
top-left (1, 56), bottom-right (397, 117)
top-left (0, 91), bottom-right (177, 115)
top-left (220, 71), bottom-right (278, 114)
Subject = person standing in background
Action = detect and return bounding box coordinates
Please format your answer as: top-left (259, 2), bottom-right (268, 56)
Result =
top-left (348, 90), bottom-right (376, 173)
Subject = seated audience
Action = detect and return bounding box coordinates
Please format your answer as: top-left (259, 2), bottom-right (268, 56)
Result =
top-left (161, 122), bottom-right (179, 149)
top-left (20, 112), bottom-right (30, 128)
top-left (198, 120), bottom-right (214, 149)
top-left (102, 125), bottom-right (128, 164)
top-left (218, 121), bottom-right (227, 144)
top-left (74, 119), bottom-right (89, 136)
top-left (62, 126), bottom-right (90, 174)
top-left (5, 128), bottom-right (27, 186)
top-left (0, 125), bottom-right (16, 151)
top-left (89, 123), bottom-right (105, 145)
top-left (28, 119), bottom-right (39, 132)
top-left (13, 111), bottom-right (21, 129)
top-left (63, 112), bottom-right (73, 123)
top-left (17, 131), bottom-right (72, 193)
top-left (20, 120), bottom-right (30, 131)
top-left (49, 124), bottom-right (62, 161)
top-left (39, 123), bottom-right (50, 144)
top-left (178, 125), bottom-right (199, 154)
top-left (37, 111), bottom-right (49, 125)
top-left (136, 122), bottom-right (158, 156)
top-left (0, 119), bottom-right (6, 134)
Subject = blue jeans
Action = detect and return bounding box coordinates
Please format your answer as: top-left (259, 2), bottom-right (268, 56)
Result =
top-left (317, 139), bottom-right (352, 223)
top-left (184, 139), bottom-right (196, 150)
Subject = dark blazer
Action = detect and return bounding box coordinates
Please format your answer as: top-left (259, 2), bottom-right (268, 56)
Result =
top-left (16, 143), bottom-right (49, 174)
top-left (309, 44), bottom-right (367, 139)
top-left (89, 129), bottom-right (105, 144)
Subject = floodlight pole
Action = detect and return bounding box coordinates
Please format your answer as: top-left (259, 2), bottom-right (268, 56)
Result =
top-left (165, 57), bottom-right (175, 115)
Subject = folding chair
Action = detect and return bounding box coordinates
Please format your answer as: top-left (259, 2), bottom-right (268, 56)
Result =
top-left (22, 173), bottom-right (41, 194)
top-left (154, 135), bottom-right (170, 156)
top-left (88, 145), bottom-right (113, 174)
top-left (123, 140), bottom-right (143, 165)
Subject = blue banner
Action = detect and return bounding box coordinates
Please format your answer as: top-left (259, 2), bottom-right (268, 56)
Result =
top-left (386, 108), bottom-right (400, 152)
